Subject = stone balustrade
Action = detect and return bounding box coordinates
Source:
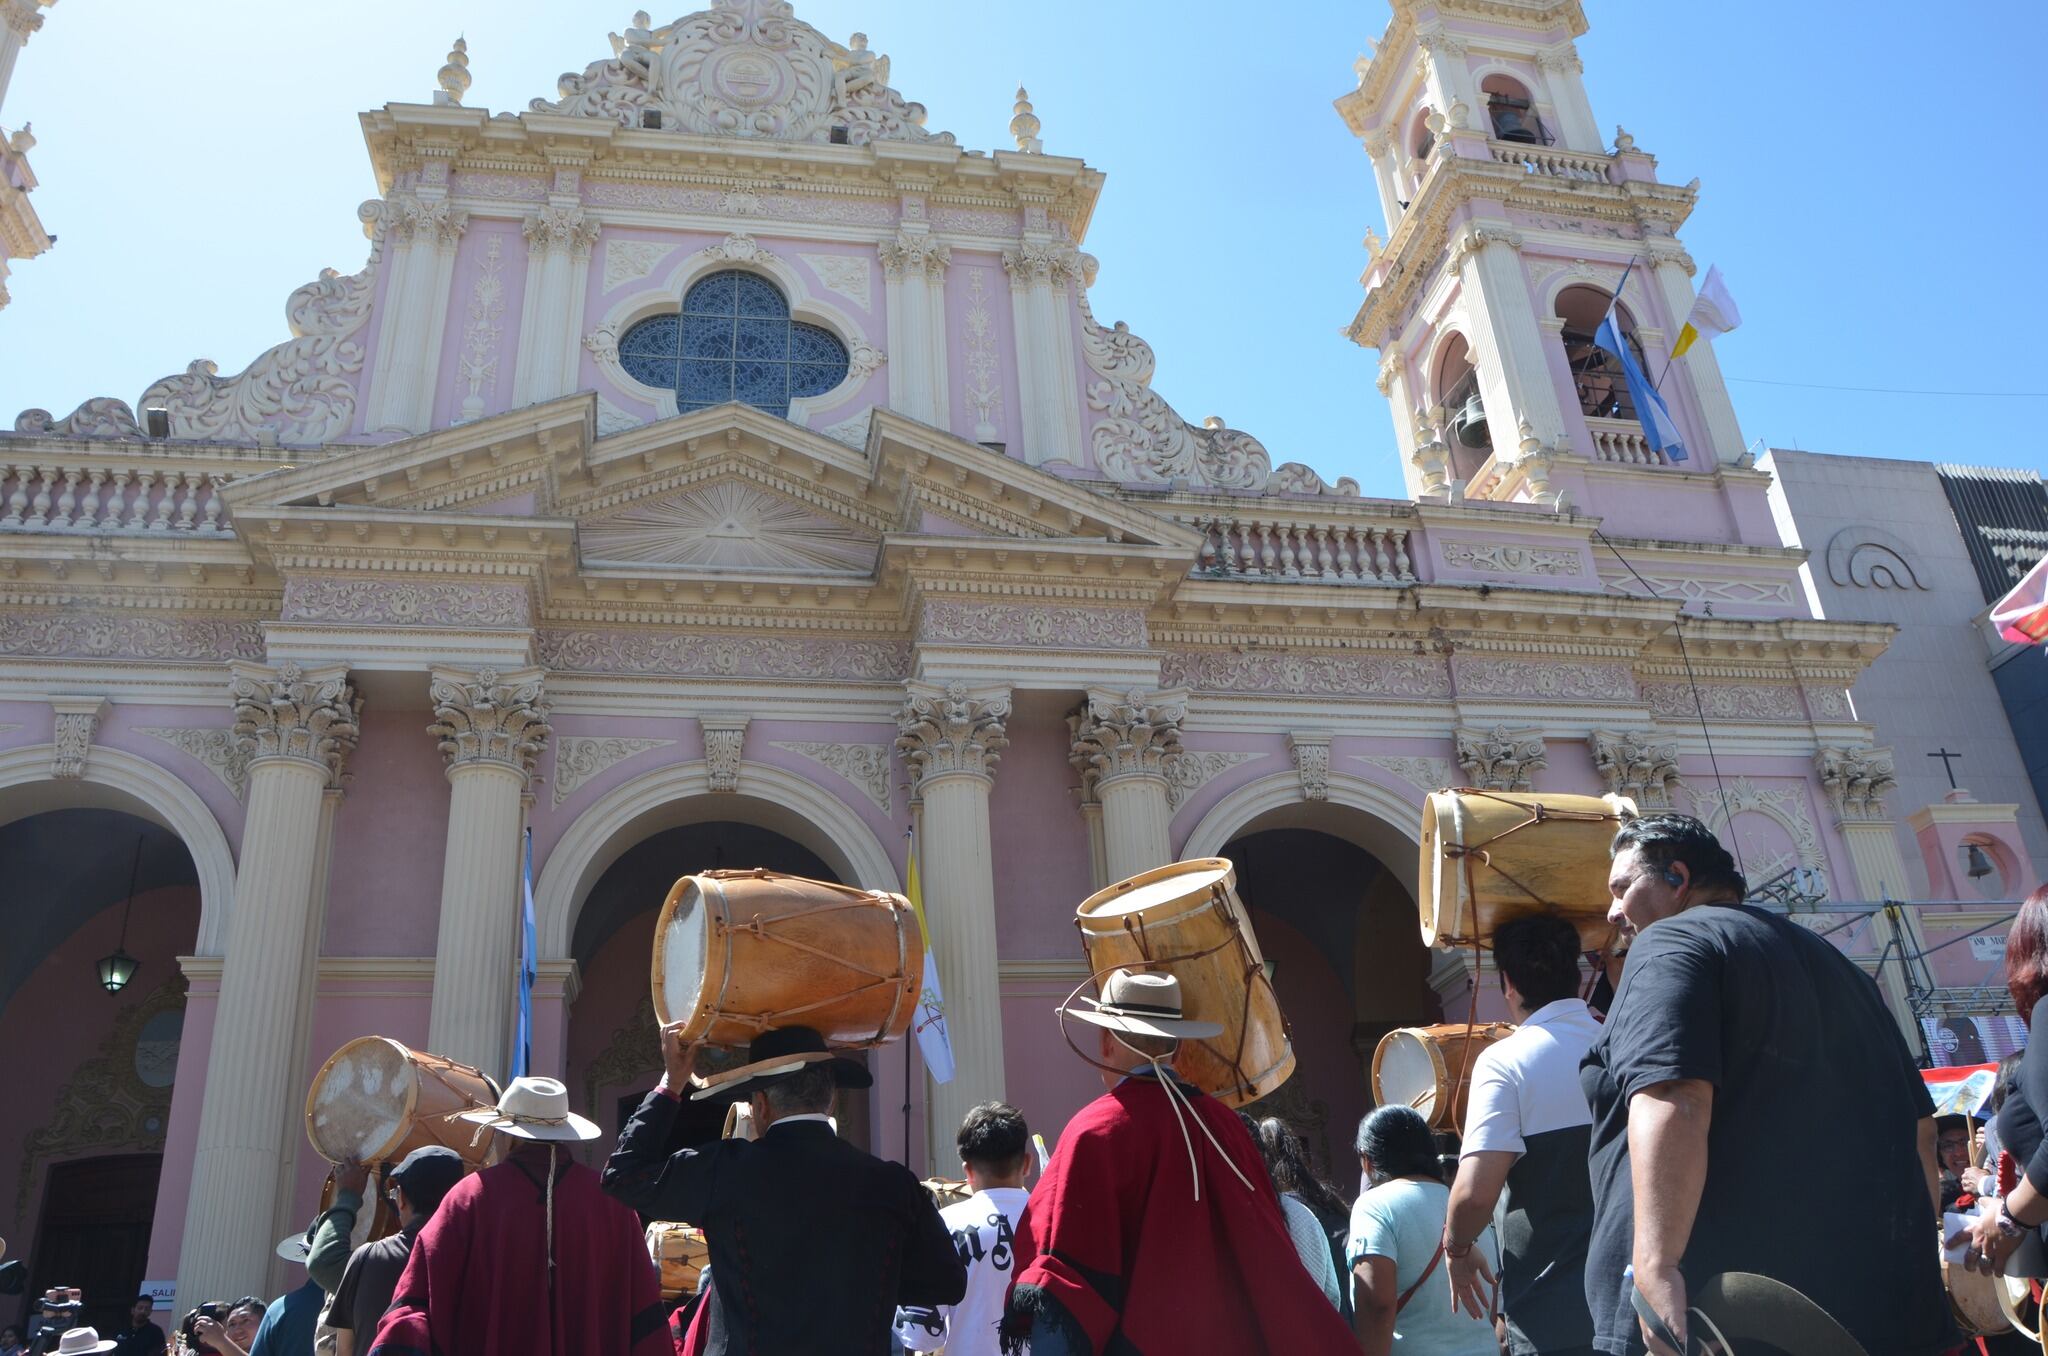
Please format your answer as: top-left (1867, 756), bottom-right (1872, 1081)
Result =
top-left (1585, 417), bottom-right (1668, 467)
top-left (1184, 512), bottom-right (1417, 584)
top-left (1490, 140), bottom-right (1615, 183)
top-left (0, 460), bottom-right (237, 534)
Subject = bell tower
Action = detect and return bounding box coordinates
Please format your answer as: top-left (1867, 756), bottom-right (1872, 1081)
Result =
top-left (1337, 0), bottom-right (1769, 545)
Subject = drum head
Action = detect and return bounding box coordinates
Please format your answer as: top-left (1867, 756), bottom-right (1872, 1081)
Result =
top-left (653, 878), bottom-right (713, 1028)
top-left (1374, 1031), bottom-right (1442, 1119)
top-left (307, 1037), bottom-right (415, 1163)
top-left (1082, 859), bottom-right (1234, 920)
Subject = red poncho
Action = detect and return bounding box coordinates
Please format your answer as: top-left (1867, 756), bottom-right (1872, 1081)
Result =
top-left (368, 1148), bottom-right (668, 1356)
top-left (1003, 1076), bottom-right (1357, 1355)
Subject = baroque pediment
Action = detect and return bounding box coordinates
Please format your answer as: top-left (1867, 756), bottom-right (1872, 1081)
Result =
top-left (531, 2), bottom-right (952, 147)
top-left (579, 478), bottom-right (879, 572)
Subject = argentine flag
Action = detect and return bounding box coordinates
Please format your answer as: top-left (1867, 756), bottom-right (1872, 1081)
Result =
top-left (1596, 303), bottom-right (1688, 463)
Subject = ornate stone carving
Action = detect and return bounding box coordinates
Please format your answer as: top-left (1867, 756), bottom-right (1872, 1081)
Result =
top-left (846, 341), bottom-right (886, 381)
top-left (1077, 292), bottom-right (1355, 496)
top-left (1289, 731), bottom-right (1332, 801)
top-left (523, 203), bottom-right (599, 256)
top-left (584, 324), bottom-right (621, 366)
top-left (1439, 540), bottom-right (1582, 576)
top-left (919, 600), bottom-right (1148, 651)
top-left (393, 193), bottom-right (469, 248)
top-left (1685, 777), bottom-right (1826, 893)
top-left (818, 409), bottom-right (872, 447)
top-left (1158, 650), bottom-right (1453, 699)
top-left (136, 725), bottom-right (250, 800)
top-left (1068, 689), bottom-right (1186, 793)
top-left (800, 252), bottom-right (872, 309)
top-left (1164, 750), bottom-right (1261, 811)
top-left (427, 667), bottom-right (551, 778)
top-left (1449, 224), bottom-right (1524, 268)
top-left (230, 661), bottom-right (361, 782)
top-left (704, 231), bottom-right (770, 264)
top-left (49, 696), bottom-right (107, 780)
top-left (1641, 682), bottom-right (1805, 723)
top-left (1455, 725), bottom-right (1546, 792)
top-left (1814, 745), bottom-right (1898, 822)
top-left (596, 395), bottom-right (641, 436)
top-left (1802, 685), bottom-right (1851, 721)
top-left (770, 740), bottom-right (892, 812)
top-left (551, 736), bottom-right (675, 806)
top-left (700, 716), bottom-right (748, 792)
top-left (1357, 755), bottom-right (1454, 792)
top-left (963, 269), bottom-right (1002, 441)
top-left (1598, 572), bottom-right (1797, 608)
top-left (457, 236), bottom-right (507, 422)
top-left (531, 3), bottom-right (955, 147)
top-left (603, 238), bottom-right (669, 293)
top-left (1588, 728), bottom-right (1680, 807)
top-left (538, 628), bottom-right (909, 680)
top-left (580, 482), bottom-right (878, 571)
top-left (281, 577), bottom-right (532, 630)
top-left (897, 681), bottom-right (1009, 787)
top-left (879, 229), bottom-right (951, 279)
top-left (0, 610), bottom-right (265, 662)
top-left (1000, 241), bottom-right (1083, 288)
top-left (1454, 659), bottom-right (1635, 702)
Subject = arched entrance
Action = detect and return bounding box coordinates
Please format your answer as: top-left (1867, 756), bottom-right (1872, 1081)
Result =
top-left (562, 819), bottom-right (877, 1163)
top-left (0, 805), bottom-right (201, 1334)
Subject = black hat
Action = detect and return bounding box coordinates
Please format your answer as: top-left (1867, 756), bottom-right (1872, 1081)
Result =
top-left (389, 1146), bottom-right (467, 1207)
top-left (688, 1026), bottom-right (873, 1102)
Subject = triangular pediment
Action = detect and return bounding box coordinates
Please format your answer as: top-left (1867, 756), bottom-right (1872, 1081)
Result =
top-left (579, 477), bottom-right (880, 573)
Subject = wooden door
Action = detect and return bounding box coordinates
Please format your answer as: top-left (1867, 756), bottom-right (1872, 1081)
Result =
top-left (29, 1154), bottom-right (163, 1336)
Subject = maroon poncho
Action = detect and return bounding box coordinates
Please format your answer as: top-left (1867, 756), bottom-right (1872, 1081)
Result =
top-left (368, 1148), bottom-right (667, 1356)
top-left (1002, 1076), bottom-right (1356, 1355)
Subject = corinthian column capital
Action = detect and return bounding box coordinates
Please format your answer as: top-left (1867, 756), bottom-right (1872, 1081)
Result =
top-left (229, 661), bottom-right (361, 783)
top-left (428, 665), bottom-right (551, 779)
top-left (1068, 687), bottom-right (1186, 793)
top-left (897, 680), bottom-right (1009, 789)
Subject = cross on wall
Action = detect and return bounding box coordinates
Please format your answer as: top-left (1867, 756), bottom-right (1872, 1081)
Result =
top-left (1928, 747), bottom-right (1964, 790)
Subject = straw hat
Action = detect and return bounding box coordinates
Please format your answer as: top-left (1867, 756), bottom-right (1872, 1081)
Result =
top-left (52, 1330), bottom-right (117, 1356)
top-left (455, 1076), bottom-right (601, 1142)
top-left (687, 1026), bottom-right (873, 1102)
top-left (1061, 969), bottom-right (1223, 1040)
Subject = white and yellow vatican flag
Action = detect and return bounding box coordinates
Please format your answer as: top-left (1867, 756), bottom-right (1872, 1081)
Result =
top-left (1671, 265), bottom-right (1742, 359)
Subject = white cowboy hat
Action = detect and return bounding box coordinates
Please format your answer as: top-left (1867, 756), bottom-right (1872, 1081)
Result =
top-left (276, 1229), bottom-right (312, 1263)
top-left (53, 1329), bottom-right (118, 1356)
top-left (1061, 969), bottom-right (1223, 1040)
top-left (455, 1076), bottom-right (601, 1142)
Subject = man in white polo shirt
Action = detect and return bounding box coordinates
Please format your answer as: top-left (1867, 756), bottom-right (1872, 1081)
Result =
top-left (1443, 912), bottom-right (1601, 1356)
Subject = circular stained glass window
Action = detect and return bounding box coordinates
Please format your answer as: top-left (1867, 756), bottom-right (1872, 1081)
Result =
top-left (617, 270), bottom-right (851, 418)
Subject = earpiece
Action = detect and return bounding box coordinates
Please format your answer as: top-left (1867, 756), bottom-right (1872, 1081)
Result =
top-left (1662, 867), bottom-right (1684, 888)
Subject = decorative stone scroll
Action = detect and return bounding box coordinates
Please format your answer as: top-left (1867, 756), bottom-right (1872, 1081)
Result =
top-left (530, 2), bottom-right (956, 147)
top-left (1814, 745), bottom-right (1898, 822)
top-left (896, 681), bottom-right (1009, 789)
top-left (551, 736), bottom-right (676, 806)
top-left (771, 740), bottom-right (893, 812)
top-left (0, 611), bottom-right (266, 662)
top-left (1641, 682), bottom-right (1806, 723)
top-left (700, 716), bottom-right (749, 793)
top-left (537, 628), bottom-right (909, 681)
top-left (1357, 755), bottom-right (1455, 792)
top-left (229, 661), bottom-right (361, 783)
top-left (427, 667), bottom-right (551, 779)
top-left (1439, 540), bottom-right (1582, 576)
top-left (282, 577), bottom-right (532, 630)
top-left (1165, 750), bottom-right (1261, 811)
top-left (1454, 725), bottom-right (1546, 792)
top-left (49, 696), bottom-right (108, 780)
top-left (1068, 689), bottom-right (1186, 794)
top-left (1588, 728), bottom-right (1680, 807)
top-left (919, 600), bottom-right (1148, 651)
top-left (136, 726), bottom-right (251, 801)
top-left (1454, 658), bottom-right (1635, 702)
top-left (1158, 650), bottom-right (1453, 699)
top-left (1288, 731), bottom-right (1332, 801)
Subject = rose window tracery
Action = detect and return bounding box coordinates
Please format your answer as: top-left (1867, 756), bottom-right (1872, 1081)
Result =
top-left (618, 269), bottom-right (849, 417)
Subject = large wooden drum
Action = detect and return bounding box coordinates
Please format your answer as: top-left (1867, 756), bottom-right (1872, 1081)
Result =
top-left (1075, 858), bottom-right (1293, 1108)
top-left (1420, 789), bottom-right (1637, 955)
top-left (1944, 1255), bottom-right (2015, 1336)
top-left (653, 869), bottom-right (922, 1049)
top-left (305, 1036), bottom-right (502, 1168)
top-left (648, 1222), bottom-right (709, 1303)
top-left (1372, 1023), bottom-right (1517, 1132)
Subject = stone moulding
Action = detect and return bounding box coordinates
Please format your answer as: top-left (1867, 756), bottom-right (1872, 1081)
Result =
top-left (1642, 681), bottom-right (1806, 723)
top-left (918, 599), bottom-right (1148, 651)
top-left (282, 577), bottom-right (532, 630)
top-left (1453, 657), bottom-right (1636, 702)
top-left (0, 611), bottom-right (266, 662)
top-left (1157, 649), bottom-right (1453, 699)
top-left (536, 627), bottom-right (909, 681)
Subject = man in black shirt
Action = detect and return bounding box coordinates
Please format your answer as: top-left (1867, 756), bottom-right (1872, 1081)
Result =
top-left (325, 1146), bottom-right (466, 1356)
top-left (1581, 813), bottom-right (1949, 1356)
top-left (110, 1298), bottom-right (164, 1356)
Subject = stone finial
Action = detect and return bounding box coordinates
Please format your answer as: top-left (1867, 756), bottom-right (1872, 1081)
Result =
top-left (1613, 124), bottom-right (1636, 153)
top-left (1010, 85), bottom-right (1043, 154)
top-left (1363, 226), bottom-right (1383, 258)
top-left (9, 123), bottom-right (34, 155)
top-left (436, 37), bottom-right (471, 106)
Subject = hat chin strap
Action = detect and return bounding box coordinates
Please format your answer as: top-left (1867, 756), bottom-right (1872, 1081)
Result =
top-left (1108, 1029), bottom-right (1255, 1202)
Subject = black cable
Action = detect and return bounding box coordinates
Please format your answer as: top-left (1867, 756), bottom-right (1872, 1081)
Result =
top-left (1594, 528), bottom-right (1746, 882)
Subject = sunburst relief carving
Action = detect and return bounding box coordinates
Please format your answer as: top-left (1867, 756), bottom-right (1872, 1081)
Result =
top-left (580, 482), bottom-right (878, 571)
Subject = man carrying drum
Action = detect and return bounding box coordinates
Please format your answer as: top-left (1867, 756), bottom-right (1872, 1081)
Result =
top-left (603, 1023), bottom-right (966, 1356)
top-left (1441, 912), bottom-right (1601, 1356)
top-left (999, 969), bottom-right (1356, 1355)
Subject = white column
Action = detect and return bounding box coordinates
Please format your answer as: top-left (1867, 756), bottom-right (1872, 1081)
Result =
top-left (177, 662), bottom-right (359, 1309)
top-left (1363, 130), bottom-right (1403, 224)
top-left (1454, 224), bottom-right (1571, 453)
top-left (1070, 688), bottom-right (1185, 884)
top-left (1003, 242), bottom-right (1085, 466)
top-left (1646, 250), bottom-right (1746, 465)
top-left (514, 204), bottom-right (599, 406)
top-left (1538, 46), bottom-right (1601, 153)
top-left (0, 0), bottom-right (54, 118)
top-left (881, 229), bottom-right (950, 427)
top-left (897, 681), bottom-right (1009, 1158)
top-left (425, 666), bottom-right (550, 1078)
top-left (366, 194), bottom-right (467, 434)
top-left (1815, 746), bottom-right (1921, 1045)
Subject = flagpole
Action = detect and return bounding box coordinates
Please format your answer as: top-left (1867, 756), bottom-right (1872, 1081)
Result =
top-left (902, 824), bottom-right (915, 1169)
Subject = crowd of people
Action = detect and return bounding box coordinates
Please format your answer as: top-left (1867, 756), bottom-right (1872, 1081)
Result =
top-left (18, 810), bottom-right (2048, 1355)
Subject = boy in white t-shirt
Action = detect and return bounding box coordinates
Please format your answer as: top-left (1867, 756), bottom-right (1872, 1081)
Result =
top-left (895, 1102), bottom-right (1034, 1356)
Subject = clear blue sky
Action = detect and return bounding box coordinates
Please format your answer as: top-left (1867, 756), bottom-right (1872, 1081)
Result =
top-left (3, 1), bottom-right (2043, 499)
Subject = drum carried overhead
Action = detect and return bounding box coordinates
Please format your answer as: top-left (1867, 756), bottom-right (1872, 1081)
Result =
top-left (305, 1036), bottom-right (502, 1169)
top-left (1419, 789), bottom-right (1636, 955)
top-left (1075, 858), bottom-right (1293, 1108)
top-left (1372, 1023), bottom-right (1516, 1132)
top-left (653, 869), bottom-right (922, 1049)
top-left (647, 1222), bottom-right (709, 1303)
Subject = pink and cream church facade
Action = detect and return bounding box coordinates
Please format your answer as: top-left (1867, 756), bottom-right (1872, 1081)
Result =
top-left (0, 0), bottom-right (2032, 1315)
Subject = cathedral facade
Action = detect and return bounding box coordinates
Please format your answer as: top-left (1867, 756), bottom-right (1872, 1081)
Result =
top-left (0, 0), bottom-right (2027, 1317)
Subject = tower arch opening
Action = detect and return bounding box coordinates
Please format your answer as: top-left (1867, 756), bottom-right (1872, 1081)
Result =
top-left (1556, 283), bottom-right (1648, 421)
top-left (1480, 73), bottom-right (1546, 144)
top-left (1430, 331), bottom-right (1492, 478)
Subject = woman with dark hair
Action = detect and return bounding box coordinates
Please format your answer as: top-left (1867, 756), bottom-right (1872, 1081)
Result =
top-left (1955, 886), bottom-right (2048, 1275)
top-left (1240, 1114), bottom-right (1348, 1312)
top-left (1346, 1105), bottom-right (1499, 1356)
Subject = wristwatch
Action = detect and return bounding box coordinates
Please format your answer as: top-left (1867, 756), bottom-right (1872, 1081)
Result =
top-left (1997, 1201), bottom-right (2027, 1239)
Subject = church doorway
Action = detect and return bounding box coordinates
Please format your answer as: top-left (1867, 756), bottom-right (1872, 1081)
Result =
top-left (564, 820), bottom-right (875, 1164)
top-left (1223, 826), bottom-right (1440, 1179)
top-left (27, 1155), bottom-right (163, 1335)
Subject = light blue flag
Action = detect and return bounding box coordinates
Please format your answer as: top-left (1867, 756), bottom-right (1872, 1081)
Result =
top-left (1596, 305), bottom-right (1688, 462)
top-left (513, 827), bottom-right (537, 1079)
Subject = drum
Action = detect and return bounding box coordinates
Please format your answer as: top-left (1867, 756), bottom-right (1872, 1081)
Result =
top-left (1372, 1023), bottom-right (1517, 1132)
top-left (1075, 858), bottom-right (1293, 1108)
top-left (721, 1101), bottom-right (755, 1142)
top-left (1945, 1255), bottom-right (2015, 1336)
top-left (647, 1222), bottom-right (709, 1303)
top-left (318, 1166), bottom-right (398, 1247)
top-left (923, 1178), bottom-right (973, 1210)
top-left (652, 870), bottom-right (922, 1049)
top-left (1420, 789), bottom-right (1637, 955)
top-left (305, 1036), bottom-right (502, 1168)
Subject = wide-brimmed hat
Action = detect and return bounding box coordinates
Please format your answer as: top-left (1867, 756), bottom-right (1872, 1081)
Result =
top-left (688, 1026), bottom-right (874, 1102)
top-left (455, 1076), bottom-right (602, 1142)
top-left (1683, 1272), bottom-right (1868, 1356)
top-left (52, 1330), bottom-right (117, 1356)
top-left (1062, 969), bottom-right (1223, 1040)
top-left (275, 1229), bottom-right (312, 1264)
top-left (0, 1258), bottom-right (22, 1295)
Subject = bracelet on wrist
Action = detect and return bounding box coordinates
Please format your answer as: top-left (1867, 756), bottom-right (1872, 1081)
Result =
top-left (1444, 1237), bottom-right (1473, 1260)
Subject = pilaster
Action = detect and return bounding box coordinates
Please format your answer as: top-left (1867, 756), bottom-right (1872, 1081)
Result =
top-left (880, 227), bottom-right (951, 428)
top-left (425, 665), bottom-right (550, 1076)
top-left (1002, 240), bottom-right (1085, 466)
top-left (1646, 246), bottom-right (1744, 466)
top-left (1813, 745), bottom-right (1921, 1043)
top-left (1069, 687), bottom-right (1185, 882)
top-left (366, 192), bottom-right (468, 432)
top-left (513, 203), bottom-right (600, 406)
top-left (1450, 224), bottom-right (1571, 457)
